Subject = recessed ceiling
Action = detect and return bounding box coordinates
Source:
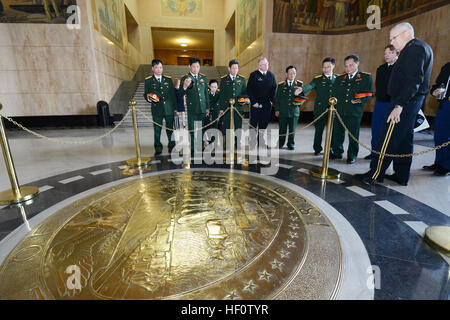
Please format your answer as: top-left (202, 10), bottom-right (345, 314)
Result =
top-left (151, 27), bottom-right (214, 51)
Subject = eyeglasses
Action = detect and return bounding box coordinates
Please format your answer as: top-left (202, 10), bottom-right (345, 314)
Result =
top-left (390, 30), bottom-right (407, 42)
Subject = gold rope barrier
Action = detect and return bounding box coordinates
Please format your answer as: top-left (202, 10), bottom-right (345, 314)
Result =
top-left (235, 108), bottom-right (329, 137)
top-left (0, 108), bottom-right (133, 145)
top-left (126, 100), bottom-right (151, 167)
top-left (135, 107), bottom-right (231, 133)
top-left (309, 98), bottom-right (341, 180)
top-left (334, 110), bottom-right (450, 158)
top-left (0, 103), bottom-right (39, 205)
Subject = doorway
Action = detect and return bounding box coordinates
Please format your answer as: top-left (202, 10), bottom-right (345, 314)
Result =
top-left (151, 27), bottom-right (214, 66)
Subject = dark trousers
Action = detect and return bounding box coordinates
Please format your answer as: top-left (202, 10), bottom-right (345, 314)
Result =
top-left (331, 115), bottom-right (363, 160)
top-left (279, 116), bottom-right (298, 148)
top-left (250, 103), bottom-right (272, 130)
top-left (224, 108), bottom-right (243, 149)
top-left (369, 96), bottom-right (425, 183)
top-left (250, 103), bottom-right (272, 147)
top-left (153, 115), bottom-right (175, 154)
top-left (435, 100), bottom-right (450, 170)
top-left (371, 101), bottom-right (391, 151)
top-left (188, 113), bottom-right (205, 151)
top-left (313, 116), bottom-right (327, 153)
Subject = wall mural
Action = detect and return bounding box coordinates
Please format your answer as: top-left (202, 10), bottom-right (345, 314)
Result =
top-left (161, 0), bottom-right (203, 17)
top-left (236, 0), bottom-right (264, 55)
top-left (92, 0), bottom-right (127, 50)
top-left (0, 0), bottom-right (77, 23)
top-left (273, 0), bottom-right (449, 34)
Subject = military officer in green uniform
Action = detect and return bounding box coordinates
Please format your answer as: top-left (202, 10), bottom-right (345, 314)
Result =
top-left (179, 57), bottom-right (210, 151)
top-left (331, 54), bottom-right (374, 164)
top-left (219, 59), bottom-right (249, 146)
top-left (144, 59), bottom-right (177, 156)
top-left (299, 57), bottom-right (338, 155)
top-left (274, 66), bottom-right (305, 150)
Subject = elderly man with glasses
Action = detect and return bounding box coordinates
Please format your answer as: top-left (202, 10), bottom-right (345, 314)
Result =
top-left (356, 22), bottom-right (434, 186)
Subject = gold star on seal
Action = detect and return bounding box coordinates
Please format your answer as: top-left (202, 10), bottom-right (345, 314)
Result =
top-left (278, 249), bottom-right (291, 259)
top-left (224, 290), bottom-right (241, 300)
top-left (284, 240), bottom-right (296, 248)
top-left (258, 270), bottom-right (272, 282)
top-left (270, 259), bottom-right (284, 272)
top-left (243, 280), bottom-right (258, 294)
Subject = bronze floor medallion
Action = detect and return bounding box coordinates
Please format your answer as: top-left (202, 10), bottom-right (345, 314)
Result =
top-left (0, 171), bottom-right (342, 300)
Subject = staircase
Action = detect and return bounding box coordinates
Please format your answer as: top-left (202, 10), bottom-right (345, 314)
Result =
top-left (120, 65), bottom-right (228, 127)
top-left (120, 82), bottom-right (153, 127)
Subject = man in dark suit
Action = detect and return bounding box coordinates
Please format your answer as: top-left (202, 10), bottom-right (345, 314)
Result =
top-left (247, 57), bottom-right (277, 148)
top-left (357, 22), bottom-right (434, 186)
top-left (365, 44), bottom-right (398, 160)
top-left (423, 62), bottom-right (450, 176)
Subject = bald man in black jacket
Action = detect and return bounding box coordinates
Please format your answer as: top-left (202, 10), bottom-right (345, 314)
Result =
top-left (357, 22), bottom-right (433, 186)
top-left (247, 57), bottom-right (277, 147)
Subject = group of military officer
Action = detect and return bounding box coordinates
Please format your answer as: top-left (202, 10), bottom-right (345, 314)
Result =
top-left (144, 55), bottom-right (374, 163)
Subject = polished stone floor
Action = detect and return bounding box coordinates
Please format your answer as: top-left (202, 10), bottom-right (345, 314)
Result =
top-left (0, 121), bottom-right (449, 300)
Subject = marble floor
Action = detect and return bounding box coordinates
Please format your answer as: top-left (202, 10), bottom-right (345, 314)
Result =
top-left (0, 120), bottom-right (449, 300)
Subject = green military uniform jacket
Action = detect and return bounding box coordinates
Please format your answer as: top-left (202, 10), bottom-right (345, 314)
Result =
top-left (144, 75), bottom-right (177, 116)
top-left (274, 79), bottom-right (304, 118)
top-left (335, 71), bottom-right (374, 117)
top-left (179, 73), bottom-right (210, 114)
top-left (303, 74), bottom-right (337, 117)
top-left (219, 74), bottom-right (248, 112)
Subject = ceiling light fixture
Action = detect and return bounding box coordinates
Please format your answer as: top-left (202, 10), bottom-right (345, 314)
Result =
top-left (177, 38), bottom-right (191, 44)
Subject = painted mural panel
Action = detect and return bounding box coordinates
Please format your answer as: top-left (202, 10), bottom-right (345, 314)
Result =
top-left (236, 0), bottom-right (263, 55)
top-left (161, 0), bottom-right (203, 17)
top-left (0, 0), bottom-right (77, 23)
top-left (93, 0), bottom-right (126, 50)
top-left (273, 0), bottom-right (449, 34)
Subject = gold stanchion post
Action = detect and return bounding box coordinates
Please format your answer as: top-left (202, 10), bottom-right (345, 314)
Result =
top-left (0, 103), bottom-right (39, 205)
top-left (126, 100), bottom-right (151, 167)
top-left (228, 98), bottom-right (235, 168)
top-left (310, 97), bottom-right (341, 180)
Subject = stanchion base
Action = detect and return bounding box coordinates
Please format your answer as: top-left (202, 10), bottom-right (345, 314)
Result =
top-left (0, 186), bottom-right (39, 206)
top-left (309, 167), bottom-right (341, 180)
top-left (126, 157), bottom-right (151, 168)
top-left (424, 226), bottom-right (450, 256)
